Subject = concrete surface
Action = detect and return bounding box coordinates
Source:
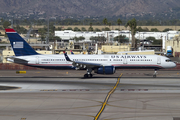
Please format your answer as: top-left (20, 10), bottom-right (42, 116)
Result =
top-left (0, 70), bottom-right (180, 120)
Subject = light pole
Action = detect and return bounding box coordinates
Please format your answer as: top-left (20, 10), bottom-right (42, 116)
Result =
top-left (47, 18), bottom-right (49, 44)
top-left (9, 19), bottom-right (13, 28)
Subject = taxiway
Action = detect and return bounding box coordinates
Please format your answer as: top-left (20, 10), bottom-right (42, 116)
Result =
top-left (0, 70), bottom-right (180, 120)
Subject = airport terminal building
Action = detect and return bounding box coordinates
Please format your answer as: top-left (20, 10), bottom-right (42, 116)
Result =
top-left (55, 30), bottom-right (180, 42)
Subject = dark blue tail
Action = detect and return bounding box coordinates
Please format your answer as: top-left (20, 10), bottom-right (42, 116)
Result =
top-left (70, 50), bottom-right (74, 54)
top-left (63, 51), bottom-right (72, 61)
top-left (5, 29), bottom-right (39, 56)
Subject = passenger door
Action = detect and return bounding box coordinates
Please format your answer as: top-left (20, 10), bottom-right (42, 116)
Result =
top-left (157, 57), bottom-right (161, 64)
top-left (123, 56), bottom-right (127, 64)
top-left (36, 57), bottom-right (39, 64)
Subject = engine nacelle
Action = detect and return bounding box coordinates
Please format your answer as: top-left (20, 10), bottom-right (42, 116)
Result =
top-left (94, 66), bottom-right (115, 74)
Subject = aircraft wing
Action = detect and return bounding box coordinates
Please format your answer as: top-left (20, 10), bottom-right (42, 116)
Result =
top-left (71, 61), bottom-right (102, 67)
top-left (63, 51), bottom-right (104, 68)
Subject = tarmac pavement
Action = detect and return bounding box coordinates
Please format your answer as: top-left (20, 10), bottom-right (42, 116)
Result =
top-left (0, 70), bottom-right (180, 120)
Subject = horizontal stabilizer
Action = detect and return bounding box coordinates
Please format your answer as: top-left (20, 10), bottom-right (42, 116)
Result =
top-left (6, 57), bottom-right (28, 64)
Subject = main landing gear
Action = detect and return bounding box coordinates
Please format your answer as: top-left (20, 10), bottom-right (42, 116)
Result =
top-left (153, 69), bottom-right (158, 78)
top-left (84, 68), bottom-right (93, 78)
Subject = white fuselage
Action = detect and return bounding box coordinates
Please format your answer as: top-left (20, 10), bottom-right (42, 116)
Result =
top-left (9, 54), bottom-right (176, 69)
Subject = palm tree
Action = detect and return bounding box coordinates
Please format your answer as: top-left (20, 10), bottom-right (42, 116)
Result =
top-left (108, 22), bottom-right (111, 29)
top-left (103, 18), bottom-right (108, 28)
top-left (117, 19), bottom-right (122, 42)
top-left (89, 22), bottom-right (92, 27)
top-left (117, 18), bottom-right (122, 30)
top-left (125, 18), bottom-right (137, 49)
top-left (88, 22), bottom-right (93, 31)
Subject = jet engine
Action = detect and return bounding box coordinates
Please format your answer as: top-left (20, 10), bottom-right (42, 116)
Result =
top-left (94, 66), bottom-right (115, 74)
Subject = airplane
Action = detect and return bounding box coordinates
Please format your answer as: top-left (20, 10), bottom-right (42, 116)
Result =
top-left (5, 28), bottom-right (176, 78)
top-left (70, 50), bottom-right (74, 54)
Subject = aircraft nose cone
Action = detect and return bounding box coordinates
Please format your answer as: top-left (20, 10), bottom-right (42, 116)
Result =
top-left (172, 62), bottom-right (177, 68)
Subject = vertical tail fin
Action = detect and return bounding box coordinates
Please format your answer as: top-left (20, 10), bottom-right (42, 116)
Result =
top-left (5, 28), bottom-right (39, 56)
top-left (70, 50), bottom-right (74, 54)
top-left (63, 51), bottom-right (72, 61)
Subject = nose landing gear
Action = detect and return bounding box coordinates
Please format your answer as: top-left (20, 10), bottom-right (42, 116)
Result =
top-left (153, 69), bottom-right (158, 78)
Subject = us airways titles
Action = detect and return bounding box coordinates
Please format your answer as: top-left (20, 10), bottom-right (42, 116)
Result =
top-left (111, 55), bottom-right (147, 59)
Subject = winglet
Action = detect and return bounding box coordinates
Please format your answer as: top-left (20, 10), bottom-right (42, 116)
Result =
top-left (63, 51), bottom-right (72, 61)
top-left (70, 50), bottom-right (74, 54)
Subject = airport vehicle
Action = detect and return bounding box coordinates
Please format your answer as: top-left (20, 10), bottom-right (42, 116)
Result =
top-left (6, 28), bottom-right (176, 78)
top-left (166, 46), bottom-right (173, 57)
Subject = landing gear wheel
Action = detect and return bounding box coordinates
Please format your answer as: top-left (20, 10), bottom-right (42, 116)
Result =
top-left (153, 69), bottom-right (158, 78)
top-left (88, 74), bottom-right (93, 78)
top-left (90, 74), bottom-right (93, 78)
top-left (84, 68), bottom-right (93, 78)
top-left (84, 74), bottom-right (93, 78)
top-left (84, 74), bottom-right (88, 78)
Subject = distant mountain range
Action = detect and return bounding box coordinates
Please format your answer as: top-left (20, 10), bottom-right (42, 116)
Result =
top-left (1, 0), bottom-right (180, 18)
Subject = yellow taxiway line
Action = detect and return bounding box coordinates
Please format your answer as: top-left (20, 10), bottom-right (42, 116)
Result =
top-left (94, 73), bottom-right (123, 120)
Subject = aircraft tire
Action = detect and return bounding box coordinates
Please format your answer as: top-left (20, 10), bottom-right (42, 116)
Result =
top-left (84, 74), bottom-right (93, 78)
top-left (84, 74), bottom-right (88, 78)
top-left (88, 74), bottom-right (93, 78)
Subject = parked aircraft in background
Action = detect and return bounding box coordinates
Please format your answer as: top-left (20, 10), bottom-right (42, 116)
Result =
top-left (5, 28), bottom-right (176, 78)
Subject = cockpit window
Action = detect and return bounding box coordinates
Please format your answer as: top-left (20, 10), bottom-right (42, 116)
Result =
top-left (166, 59), bottom-right (172, 62)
